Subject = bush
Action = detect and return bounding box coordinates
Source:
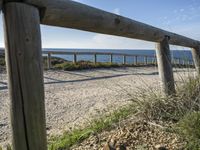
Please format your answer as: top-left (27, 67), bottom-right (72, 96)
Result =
top-left (54, 61), bottom-right (122, 71)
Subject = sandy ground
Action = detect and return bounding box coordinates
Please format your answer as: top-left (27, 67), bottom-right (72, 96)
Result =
top-left (0, 67), bottom-right (196, 146)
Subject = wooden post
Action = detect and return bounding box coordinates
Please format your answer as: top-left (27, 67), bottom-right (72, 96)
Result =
top-left (156, 36), bottom-right (175, 95)
top-left (183, 59), bottom-right (185, 66)
top-left (110, 54), bottom-right (113, 63)
top-left (171, 58), bottom-right (174, 65)
top-left (123, 55), bottom-right (126, 65)
top-left (174, 58), bottom-right (177, 65)
top-left (188, 60), bottom-right (190, 66)
top-left (144, 56), bottom-right (148, 65)
top-left (192, 46), bottom-right (200, 74)
top-left (47, 53), bottom-right (51, 69)
top-left (3, 2), bottom-right (47, 150)
top-left (135, 56), bottom-right (138, 65)
top-left (178, 58), bottom-right (181, 65)
top-left (94, 54), bottom-right (97, 64)
top-left (155, 57), bottom-right (157, 66)
top-left (74, 53), bottom-right (77, 63)
top-left (151, 57), bottom-right (154, 64)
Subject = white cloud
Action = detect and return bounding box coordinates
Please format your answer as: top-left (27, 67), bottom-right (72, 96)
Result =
top-left (42, 33), bottom-right (155, 50)
top-left (113, 8), bottom-right (120, 15)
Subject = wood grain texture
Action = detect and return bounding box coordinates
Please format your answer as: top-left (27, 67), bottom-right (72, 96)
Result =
top-left (156, 37), bottom-right (176, 95)
top-left (192, 46), bottom-right (200, 74)
top-left (3, 3), bottom-right (47, 150)
top-left (23, 0), bottom-right (200, 48)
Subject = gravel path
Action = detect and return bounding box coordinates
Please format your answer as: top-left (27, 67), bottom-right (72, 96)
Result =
top-left (0, 67), bottom-right (196, 146)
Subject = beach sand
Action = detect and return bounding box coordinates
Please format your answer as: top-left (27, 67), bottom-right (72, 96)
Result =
top-left (0, 67), bottom-right (196, 146)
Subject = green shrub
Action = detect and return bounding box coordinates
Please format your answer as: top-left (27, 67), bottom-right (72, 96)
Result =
top-left (54, 61), bottom-right (122, 71)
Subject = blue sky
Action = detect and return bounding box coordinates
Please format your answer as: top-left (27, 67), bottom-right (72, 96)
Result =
top-left (0, 0), bottom-right (200, 50)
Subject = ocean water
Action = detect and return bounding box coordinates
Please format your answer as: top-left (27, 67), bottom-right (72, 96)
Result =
top-left (43, 48), bottom-right (193, 64)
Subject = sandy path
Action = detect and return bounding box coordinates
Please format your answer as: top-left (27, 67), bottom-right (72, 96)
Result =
top-left (0, 67), bottom-right (196, 146)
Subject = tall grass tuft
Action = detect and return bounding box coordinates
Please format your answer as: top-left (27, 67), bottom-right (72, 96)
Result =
top-left (133, 76), bottom-right (200, 122)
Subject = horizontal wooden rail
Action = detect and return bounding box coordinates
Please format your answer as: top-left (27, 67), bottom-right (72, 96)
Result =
top-left (42, 50), bottom-right (155, 58)
top-left (0, 48), bottom-right (193, 62)
top-left (22, 0), bottom-right (200, 48)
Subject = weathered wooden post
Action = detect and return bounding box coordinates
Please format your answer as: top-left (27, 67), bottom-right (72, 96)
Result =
top-left (173, 58), bottom-right (176, 65)
top-left (47, 52), bottom-right (52, 69)
top-left (94, 54), bottom-right (97, 64)
top-left (156, 36), bottom-right (175, 95)
top-left (191, 46), bottom-right (200, 74)
top-left (183, 59), bottom-right (186, 66)
top-left (110, 54), bottom-right (113, 63)
top-left (3, 2), bottom-right (47, 150)
top-left (144, 56), bottom-right (148, 65)
top-left (155, 57), bottom-right (157, 66)
top-left (74, 53), bottom-right (77, 63)
top-left (123, 55), bottom-right (126, 65)
top-left (135, 56), bottom-right (138, 65)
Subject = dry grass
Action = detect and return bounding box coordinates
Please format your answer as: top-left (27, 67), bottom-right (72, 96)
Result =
top-left (132, 76), bottom-right (200, 122)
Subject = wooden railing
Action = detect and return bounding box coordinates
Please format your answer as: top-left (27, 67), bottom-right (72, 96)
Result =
top-left (43, 50), bottom-right (156, 68)
top-left (0, 1), bottom-right (200, 149)
top-left (1, 49), bottom-right (194, 69)
top-left (43, 50), bottom-right (194, 68)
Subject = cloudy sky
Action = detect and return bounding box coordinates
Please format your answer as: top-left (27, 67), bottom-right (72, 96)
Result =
top-left (0, 0), bottom-right (200, 50)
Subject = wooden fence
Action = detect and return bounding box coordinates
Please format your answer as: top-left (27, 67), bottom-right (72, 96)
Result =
top-left (0, 0), bottom-right (200, 149)
top-left (43, 50), bottom-right (193, 68)
top-left (1, 49), bottom-right (194, 69)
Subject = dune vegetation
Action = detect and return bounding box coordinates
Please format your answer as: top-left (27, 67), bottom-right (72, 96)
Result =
top-left (47, 75), bottom-right (200, 150)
